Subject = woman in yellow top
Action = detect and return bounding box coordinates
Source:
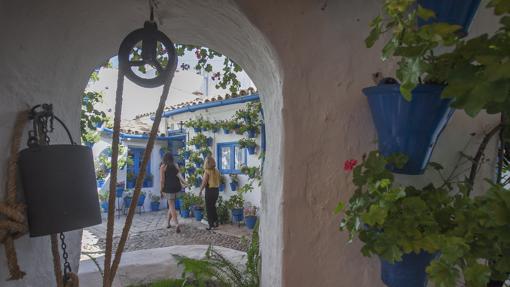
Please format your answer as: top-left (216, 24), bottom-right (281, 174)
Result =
top-left (199, 155), bottom-right (221, 230)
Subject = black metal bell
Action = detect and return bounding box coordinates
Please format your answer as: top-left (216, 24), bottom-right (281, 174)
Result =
top-left (18, 105), bottom-right (101, 237)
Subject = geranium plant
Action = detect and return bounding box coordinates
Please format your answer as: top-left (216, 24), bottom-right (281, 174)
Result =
top-left (337, 151), bottom-right (510, 287)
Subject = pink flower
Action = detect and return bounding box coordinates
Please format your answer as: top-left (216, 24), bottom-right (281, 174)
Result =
top-left (344, 159), bottom-right (358, 172)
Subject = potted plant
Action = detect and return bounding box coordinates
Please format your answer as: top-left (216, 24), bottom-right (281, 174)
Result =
top-left (150, 194), bottom-right (161, 211)
top-left (185, 162), bottom-right (196, 175)
top-left (137, 191), bottom-right (146, 207)
top-left (241, 166), bottom-right (261, 181)
top-left (126, 171), bottom-right (135, 188)
top-left (239, 138), bottom-right (257, 155)
top-left (200, 148), bottom-right (211, 159)
top-left (217, 197), bottom-right (230, 224)
top-left (337, 150), bottom-right (510, 287)
top-left (417, 0), bottom-right (481, 36)
top-left (227, 194), bottom-right (244, 224)
top-left (96, 169), bottom-right (106, 188)
top-left (211, 122), bottom-right (220, 133)
top-left (244, 205), bottom-right (258, 230)
top-left (180, 193), bottom-right (192, 218)
top-left (219, 175), bottom-right (226, 192)
top-left (190, 134), bottom-right (208, 149)
top-left (192, 195), bottom-right (205, 222)
top-left (123, 189), bottom-right (134, 208)
top-left (116, 181), bottom-right (125, 198)
top-left (194, 176), bottom-right (202, 188)
top-left (362, 1), bottom-right (467, 174)
top-left (229, 174), bottom-right (239, 191)
top-left (98, 190), bottom-right (109, 213)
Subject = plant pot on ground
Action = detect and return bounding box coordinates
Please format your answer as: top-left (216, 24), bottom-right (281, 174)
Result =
top-left (244, 205), bottom-right (258, 230)
top-left (227, 194), bottom-right (244, 223)
top-left (219, 175), bottom-right (226, 192)
top-left (150, 194), bottom-right (161, 211)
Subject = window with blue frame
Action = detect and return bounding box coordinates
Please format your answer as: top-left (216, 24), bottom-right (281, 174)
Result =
top-left (217, 142), bottom-right (247, 174)
top-left (126, 147), bottom-right (153, 188)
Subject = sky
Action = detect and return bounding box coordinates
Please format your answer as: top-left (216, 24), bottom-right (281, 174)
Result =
top-left (87, 50), bottom-right (255, 120)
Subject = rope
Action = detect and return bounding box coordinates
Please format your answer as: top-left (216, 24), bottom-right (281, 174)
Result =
top-left (102, 49), bottom-right (177, 287)
top-left (0, 111), bottom-right (29, 280)
top-left (102, 70), bottom-right (125, 287)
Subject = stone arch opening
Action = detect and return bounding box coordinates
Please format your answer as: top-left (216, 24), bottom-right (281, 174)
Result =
top-left (0, 1), bottom-right (283, 286)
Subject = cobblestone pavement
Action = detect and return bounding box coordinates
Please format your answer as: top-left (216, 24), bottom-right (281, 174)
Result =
top-left (81, 209), bottom-right (252, 260)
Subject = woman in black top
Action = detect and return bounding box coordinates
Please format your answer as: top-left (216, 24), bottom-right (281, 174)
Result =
top-left (160, 153), bottom-right (187, 232)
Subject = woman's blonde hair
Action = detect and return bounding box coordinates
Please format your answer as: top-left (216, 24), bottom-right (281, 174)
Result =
top-left (204, 155), bottom-right (216, 170)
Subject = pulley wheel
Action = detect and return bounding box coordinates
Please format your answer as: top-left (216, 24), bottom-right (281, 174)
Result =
top-left (118, 21), bottom-right (177, 88)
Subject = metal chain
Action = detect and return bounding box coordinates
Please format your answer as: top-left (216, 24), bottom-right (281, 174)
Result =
top-left (59, 232), bottom-right (72, 283)
top-left (27, 104), bottom-right (54, 147)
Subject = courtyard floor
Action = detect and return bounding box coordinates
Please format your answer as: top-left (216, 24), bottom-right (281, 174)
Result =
top-left (81, 209), bottom-right (253, 261)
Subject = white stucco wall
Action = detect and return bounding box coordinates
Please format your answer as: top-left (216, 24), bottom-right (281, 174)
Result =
top-left (165, 100), bottom-right (263, 207)
top-left (0, 0), bottom-right (500, 286)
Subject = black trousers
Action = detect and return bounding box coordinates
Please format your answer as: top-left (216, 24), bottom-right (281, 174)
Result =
top-left (205, 187), bottom-right (219, 227)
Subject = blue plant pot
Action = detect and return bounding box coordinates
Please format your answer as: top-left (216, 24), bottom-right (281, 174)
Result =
top-left (85, 142), bottom-right (94, 148)
top-left (159, 148), bottom-right (165, 158)
top-left (418, 0), bottom-right (481, 36)
top-left (183, 150), bottom-right (191, 160)
top-left (380, 251), bottom-right (437, 287)
top-left (137, 194), bottom-right (146, 207)
top-left (180, 209), bottom-right (190, 218)
top-left (187, 167), bottom-right (196, 174)
top-left (247, 146), bottom-right (256, 155)
top-left (363, 84), bottom-right (454, 175)
top-left (223, 128), bottom-right (231, 134)
top-left (219, 183), bottom-right (225, 192)
top-left (193, 127), bottom-right (201, 133)
top-left (194, 144), bottom-right (201, 149)
top-left (116, 187), bottom-right (124, 198)
top-left (101, 201), bottom-right (108, 213)
top-left (201, 151), bottom-right (210, 159)
top-left (245, 216), bottom-right (257, 229)
top-left (230, 182), bottom-right (238, 191)
top-left (150, 202), bottom-right (160, 211)
top-left (247, 129), bottom-right (256, 138)
top-left (97, 179), bottom-right (105, 188)
top-left (175, 198), bottom-right (182, 210)
top-left (231, 208), bottom-right (244, 223)
top-left (126, 181), bottom-right (135, 189)
top-left (206, 137), bottom-right (213, 146)
top-left (194, 209), bottom-right (204, 221)
top-left (196, 162), bottom-right (203, 168)
top-left (124, 197), bottom-right (132, 208)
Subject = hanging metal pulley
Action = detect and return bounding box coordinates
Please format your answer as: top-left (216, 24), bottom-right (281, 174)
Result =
top-left (18, 104), bottom-right (101, 237)
top-left (118, 19), bottom-right (177, 88)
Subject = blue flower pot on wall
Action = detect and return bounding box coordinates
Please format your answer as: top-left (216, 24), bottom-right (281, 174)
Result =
top-left (183, 150), bottom-right (191, 160)
top-left (206, 137), bottom-right (213, 146)
top-left (363, 84), bottom-right (454, 175)
top-left (151, 202), bottom-right (160, 211)
top-left (247, 146), bottom-right (256, 155)
top-left (219, 183), bottom-right (225, 192)
top-left (126, 181), bottom-right (135, 189)
top-left (194, 177), bottom-right (202, 188)
top-left (247, 129), bottom-right (256, 138)
top-left (418, 0), bottom-right (481, 36)
top-left (230, 182), bottom-right (238, 191)
top-left (223, 128), bottom-right (231, 134)
top-left (97, 179), bottom-right (105, 188)
top-left (380, 251), bottom-right (437, 287)
top-left (193, 127), bottom-right (201, 133)
top-left (245, 216), bottom-right (257, 229)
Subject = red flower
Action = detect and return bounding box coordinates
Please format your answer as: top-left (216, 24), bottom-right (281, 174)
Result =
top-left (344, 159), bottom-right (358, 172)
top-left (195, 49), bottom-right (201, 59)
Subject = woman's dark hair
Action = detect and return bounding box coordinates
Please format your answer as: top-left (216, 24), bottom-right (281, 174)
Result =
top-left (163, 152), bottom-right (174, 166)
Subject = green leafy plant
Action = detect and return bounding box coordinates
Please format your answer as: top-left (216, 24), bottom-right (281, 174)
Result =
top-left (238, 138), bottom-right (257, 149)
top-left (238, 184), bottom-right (254, 194)
top-left (189, 134), bottom-right (208, 148)
top-left (181, 193), bottom-right (193, 211)
top-left (227, 194), bottom-right (244, 209)
top-left (149, 193), bottom-right (160, 203)
top-left (240, 166), bottom-right (261, 180)
top-left (96, 169), bottom-right (107, 180)
top-left (81, 89), bottom-right (109, 145)
top-left (229, 174), bottom-right (239, 184)
top-left (124, 189), bottom-right (134, 199)
top-left (367, 0), bottom-right (510, 122)
top-left (244, 205), bottom-right (257, 217)
top-left (98, 190), bottom-right (109, 202)
top-left (217, 197), bottom-right (230, 224)
top-left (338, 151), bottom-right (510, 287)
top-left (174, 221), bottom-right (260, 287)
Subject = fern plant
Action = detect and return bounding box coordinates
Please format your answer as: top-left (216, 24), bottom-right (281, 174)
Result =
top-left (174, 222), bottom-right (260, 287)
